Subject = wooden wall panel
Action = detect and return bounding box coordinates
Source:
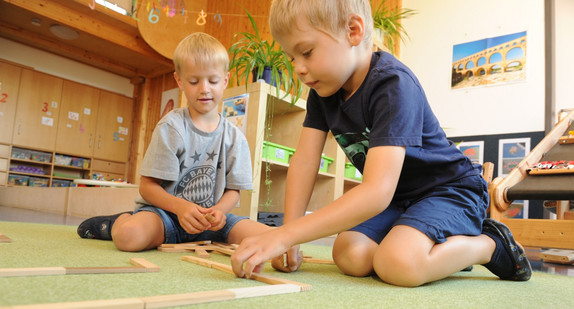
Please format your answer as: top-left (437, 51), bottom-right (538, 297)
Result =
top-left (205, 0), bottom-right (274, 57)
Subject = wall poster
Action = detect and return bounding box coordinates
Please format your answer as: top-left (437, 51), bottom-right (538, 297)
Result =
top-left (498, 137), bottom-right (530, 177)
top-left (452, 31), bottom-right (527, 89)
top-left (456, 141), bottom-right (484, 165)
top-left (221, 94), bottom-right (248, 134)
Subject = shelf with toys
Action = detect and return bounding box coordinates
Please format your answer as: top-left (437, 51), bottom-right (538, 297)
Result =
top-left (5, 146), bottom-right (126, 188)
top-left (221, 82), bottom-right (362, 220)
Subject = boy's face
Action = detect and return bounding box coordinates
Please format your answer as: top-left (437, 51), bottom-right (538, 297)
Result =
top-left (277, 20), bottom-right (362, 98)
top-left (174, 58), bottom-right (229, 117)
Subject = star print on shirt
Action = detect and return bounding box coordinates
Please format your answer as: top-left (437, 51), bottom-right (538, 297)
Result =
top-left (191, 151), bottom-right (201, 163)
top-left (206, 151), bottom-right (217, 161)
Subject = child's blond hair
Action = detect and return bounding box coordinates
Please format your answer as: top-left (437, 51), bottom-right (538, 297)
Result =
top-left (269, 0), bottom-right (373, 47)
top-left (173, 32), bottom-right (229, 74)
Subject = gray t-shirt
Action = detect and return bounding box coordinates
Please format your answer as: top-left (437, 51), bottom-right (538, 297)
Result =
top-left (137, 107), bottom-right (252, 208)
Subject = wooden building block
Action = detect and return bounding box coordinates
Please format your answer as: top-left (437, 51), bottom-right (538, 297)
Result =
top-left (158, 240), bottom-right (211, 249)
top-left (540, 249), bottom-right (574, 264)
top-left (205, 213), bottom-right (216, 223)
top-left (0, 267), bottom-right (66, 277)
top-left (130, 258), bottom-right (161, 272)
top-left (181, 256), bottom-right (312, 291)
top-left (0, 233), bottom-right (11, 243)
top-left (303, 258), bottom-right (335, 265)
top-left (9, 298), bottom-right (145, 309)
top-left (157, 241), bottom-right (236, 257)
top-left (194, 248), bottom-right (211, 258)
top-left (0, 258), bottom-right (159, 277)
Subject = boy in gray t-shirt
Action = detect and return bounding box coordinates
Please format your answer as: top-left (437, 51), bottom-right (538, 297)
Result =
top-left (77, 33), bottom-right (270, 251)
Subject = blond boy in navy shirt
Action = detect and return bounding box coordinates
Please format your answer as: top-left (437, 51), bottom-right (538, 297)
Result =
top-left (231, 0), bottom-right (531, 286)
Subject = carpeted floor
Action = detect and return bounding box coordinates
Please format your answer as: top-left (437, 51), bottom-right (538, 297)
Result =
top-left (1, 221), bottom-right (573, 308)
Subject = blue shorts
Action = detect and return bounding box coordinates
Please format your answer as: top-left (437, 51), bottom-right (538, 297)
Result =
top-left (134, 206), bottom-right (248, 244)
top-left (349, 174), bottom-right (489, 244)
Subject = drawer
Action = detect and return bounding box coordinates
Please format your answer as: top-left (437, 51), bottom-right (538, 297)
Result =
top-left (91, 159), bottom-right (126, 174)
top-left (91, 172), bottom-right (125, 182)
top-left (0, 144), bottom-right (10, 158)
top-left (0, 158), bottom-right (7, 172)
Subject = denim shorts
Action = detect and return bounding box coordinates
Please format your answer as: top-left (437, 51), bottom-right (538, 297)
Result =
top-left (349, 174), bottom-right (489, 244)
top-left (134, 205), bottom-right (248, 244)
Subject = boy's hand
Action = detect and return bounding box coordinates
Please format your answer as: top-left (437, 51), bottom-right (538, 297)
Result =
top-left (175, 203), bottom-right (211, 234)
top-left (231, 229), bottom-right (291, 278)
top-left (205, 209), bottom-right (226, 232)
top-left (271, 245), bottom-right (303, 273)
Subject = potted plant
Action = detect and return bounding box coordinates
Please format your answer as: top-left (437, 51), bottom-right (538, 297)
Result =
top-left (228, 9), bottom-right (305, 212)
top-left (371, 0), bottom-right (416, 55)
top-left (228, 9), bottom-right (303, 105)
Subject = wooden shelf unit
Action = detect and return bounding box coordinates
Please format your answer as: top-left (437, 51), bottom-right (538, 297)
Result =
top-left (7, 146), bottom-right (127, 187)
top-left (223, 82), bottom-right (361, 221)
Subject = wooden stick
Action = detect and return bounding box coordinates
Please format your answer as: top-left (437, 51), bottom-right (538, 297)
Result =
top-left (157, 241), bottom-right (236, 257)
top-left (8, 284), bottom-right (301, 309)
top-left (142, 284), bottom-right (300, 308)
top-left (0, 233), bottom-right (12, 243)
top-left (181, 256), bottom-right (312, 291)
top-left (194, 248), bottom-right (211, 258)
top-left (205, 213), bottom-right (216, 223)
top-left (130, 258), bottom-right (161, 271)
top-left (158, 240), bottom-right (211, 249)
top-left (7, 298), bottom-right (145, 309)
top-left (540, 249), bottom-right (574, 264)
top-left (0, 258), bottom-right (159, 277)
top-left (303, 258), bottom-right (335, 265)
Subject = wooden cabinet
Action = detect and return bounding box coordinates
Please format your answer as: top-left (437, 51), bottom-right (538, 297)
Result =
top-left (0, 144), bottom-right (9, 186)
top-left (91, 159), bottom-right (127, 181)
top-left (1, 61), bottom-right (134, 184)
top-left (0, 61), bottom-right (22, 144)
top-left (12, 69), bottom-right (63, 150)
top-left (56, 80), bottom-right (101, 157)
top-left (93, 91), bottom-right (133, 162)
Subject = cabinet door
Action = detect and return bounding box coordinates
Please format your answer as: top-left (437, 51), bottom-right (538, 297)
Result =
top-left (93, 91), bottom-right (133, 162)
top-left (56, 81), bottom-right (100, 157)
top-left (0, 61), bottom-right (22, 144)
top-left (12, 70), bottom-right (63, 150)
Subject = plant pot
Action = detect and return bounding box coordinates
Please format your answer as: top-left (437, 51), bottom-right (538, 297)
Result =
top-left (252, 66), bottom-right (281, 86)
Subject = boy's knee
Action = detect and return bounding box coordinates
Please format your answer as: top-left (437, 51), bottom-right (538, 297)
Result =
top-left (333, 234), bottom-right (376, 277)
top-left (111, 223), bottom-right (148, 252)
top-left (372, 250), bottom-right (427, 287)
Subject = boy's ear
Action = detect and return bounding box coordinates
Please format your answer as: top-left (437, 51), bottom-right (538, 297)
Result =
top-left (347, 14), bottom-right (365, 47)
top-left (223, 71), bottom-right (230, 88)
top-left (173, 71), bottom-right (183, 89)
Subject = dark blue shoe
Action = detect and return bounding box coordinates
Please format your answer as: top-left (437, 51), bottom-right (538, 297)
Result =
top-left (482, 218), bottom-right (532, 281)
top-left (77, 212), bottom-right (132, 240)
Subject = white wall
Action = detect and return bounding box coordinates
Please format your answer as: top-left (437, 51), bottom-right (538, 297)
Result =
top-left (0, 37), bottom-right (133, 98)
top-left (401, 0), bottom-right (545, 137)
top-left (554, 0), bottom-right (574, 115)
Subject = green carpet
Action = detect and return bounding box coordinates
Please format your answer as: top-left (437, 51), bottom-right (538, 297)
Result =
top-left (0, 221), bottom-right (572, 308)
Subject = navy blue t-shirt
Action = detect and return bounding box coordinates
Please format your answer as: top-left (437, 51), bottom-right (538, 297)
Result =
top-left (303, 51), bottom-right (480, 200)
